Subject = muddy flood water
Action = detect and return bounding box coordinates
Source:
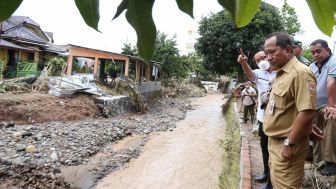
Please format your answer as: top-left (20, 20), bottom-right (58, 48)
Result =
top-left (96, 94), bottom-right (227, 189)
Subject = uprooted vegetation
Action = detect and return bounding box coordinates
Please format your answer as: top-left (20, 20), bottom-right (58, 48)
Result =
top-left (161, 79), bottom-right (207, 98)
top-left (116, 77), bottom-right (146, 113)
top-left (304, 165), bottom-right (336, 188)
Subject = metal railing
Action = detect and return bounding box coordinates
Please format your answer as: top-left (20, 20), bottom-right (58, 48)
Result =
top-left (16, 62), bottom-right (38, 77)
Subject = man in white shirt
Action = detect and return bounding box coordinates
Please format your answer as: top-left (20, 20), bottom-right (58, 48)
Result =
top-left (238, 50), bottom-right (276, 189)
top-left (241, 81), bottom-right (257, 123)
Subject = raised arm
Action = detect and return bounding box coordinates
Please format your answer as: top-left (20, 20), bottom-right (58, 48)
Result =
top-left (237, 48), bottom-right (256, 81)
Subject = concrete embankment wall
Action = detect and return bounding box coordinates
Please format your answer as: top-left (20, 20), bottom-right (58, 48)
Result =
top-left (95, 81), bottom-right (162, 117)
top-left (138, 81), bottom-right (162, 101)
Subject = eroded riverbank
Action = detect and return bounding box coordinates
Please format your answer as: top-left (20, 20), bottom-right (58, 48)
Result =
top-left (0, 97), bottom-right (192, 188)
top-left (96, 94), bottom-right (226, 189)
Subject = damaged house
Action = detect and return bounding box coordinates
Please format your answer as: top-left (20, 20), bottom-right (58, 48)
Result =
top-left (0, 16), bottom-right (64, 79)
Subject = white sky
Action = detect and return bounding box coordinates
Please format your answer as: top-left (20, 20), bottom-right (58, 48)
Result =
top-left (13, 0), bottom-right (335, 55)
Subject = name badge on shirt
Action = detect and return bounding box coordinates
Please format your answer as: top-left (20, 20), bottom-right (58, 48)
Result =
top-left (268, 99), bottom-right (275, 115)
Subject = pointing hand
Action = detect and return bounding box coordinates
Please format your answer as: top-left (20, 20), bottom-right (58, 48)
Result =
top-left (237, 48), bottom-right (247, 64)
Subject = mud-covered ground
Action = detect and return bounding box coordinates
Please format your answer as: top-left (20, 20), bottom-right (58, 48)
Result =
top-left (0, 92), bottom-right (99, 125)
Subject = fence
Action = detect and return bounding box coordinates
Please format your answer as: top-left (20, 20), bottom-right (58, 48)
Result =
top-left (16, 62), bottom-right (38, 78)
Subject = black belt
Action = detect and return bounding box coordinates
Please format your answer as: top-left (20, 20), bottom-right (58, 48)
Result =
top-left (270, 137), bottom-right (287, 141)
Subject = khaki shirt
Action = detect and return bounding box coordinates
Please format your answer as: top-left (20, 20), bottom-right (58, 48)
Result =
top-left (264, 57), bottom-right (317, 137)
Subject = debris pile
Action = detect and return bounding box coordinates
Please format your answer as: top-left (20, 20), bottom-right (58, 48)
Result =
top-left (0, 161), bottom-right (79, 189)
top-left (0, 97), bottom-right (191, 188)
top-left (48, 76), bottom-right (105, 96)
top-left (303, 168), bottom-right (336, 189)
top-left (0, 77), bottom-right (35, 93)
top-left (116, 76), bottom-right (146, 113)
top-left (162, 79), bottom-right (206, 98)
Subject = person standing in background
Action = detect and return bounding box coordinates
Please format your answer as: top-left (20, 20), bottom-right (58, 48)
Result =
top-left (241, 81), bottom-right (257, 124)
top-left (292, 40), bottom-right (310, 66)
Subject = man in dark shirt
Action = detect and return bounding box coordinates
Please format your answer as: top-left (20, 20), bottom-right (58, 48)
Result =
top-left (292, 40), bottom-right (310, 66)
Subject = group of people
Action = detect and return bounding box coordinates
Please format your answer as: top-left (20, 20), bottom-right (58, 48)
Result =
top-left (237, 32), bottom-right (336, 189)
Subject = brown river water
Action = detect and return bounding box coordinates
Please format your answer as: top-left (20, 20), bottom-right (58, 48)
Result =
top-left (95, 94), bottom-right (227, 189)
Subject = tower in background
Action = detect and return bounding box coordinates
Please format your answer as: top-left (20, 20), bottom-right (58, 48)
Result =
top-left (186, 28), bottom-right (195, 55)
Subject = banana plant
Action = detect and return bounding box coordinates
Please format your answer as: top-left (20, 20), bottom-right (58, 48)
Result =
top-left (0, 0), bottom-right (335, 62)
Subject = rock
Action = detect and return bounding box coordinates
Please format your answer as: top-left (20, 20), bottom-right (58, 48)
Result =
top-left (50, 149), bottom-right (58, 162)
top-left (65, 159), bottom-right (72, 165)
top-left (144, 129), bottom-right (150, 134)
top-left (12, 157), bottom-right (26, 165)
top-left (37, 172), bottom-right (47, 178)
top-left (58, 101), bottom-right (65, 106)
top-left (13, 131), bottom-right (22, 138)
top-left (25, 145), bottom-right (37, 153)
top-left (0, 122), bottom-right (7, 128)
top-left (22, 131), bottom-right (33, 138)
top-left (0, 168), bottom-right (6, 176)
top-left (35, 153), bottom-right (43, 158)
top-left (25, 126), bottom-right (32, 131)
top-left (48, 172), bottom-right (56, 179)
top-left (55, 173), bottom-right (64, 179)
top-left (0, 141), bottom-right (6, 147)
top-left (16, 144), bottom-right (26, 152)
top-left (1, 159), bottom-right (12, 166)
top-left (6, 121), bottom-right (15, 128)
top-left (7, 170), bottom-right (14, 176)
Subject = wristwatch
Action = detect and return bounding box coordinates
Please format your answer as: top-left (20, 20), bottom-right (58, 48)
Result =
top-left (284, 138), bottom-right (296, 148)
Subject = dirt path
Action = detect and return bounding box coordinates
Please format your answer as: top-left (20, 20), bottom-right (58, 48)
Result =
top-left (95, 94), bottom-right (227, 189)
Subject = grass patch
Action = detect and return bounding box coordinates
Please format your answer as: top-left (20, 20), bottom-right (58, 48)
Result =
top-left (219, 102), bottom-right (241, 189)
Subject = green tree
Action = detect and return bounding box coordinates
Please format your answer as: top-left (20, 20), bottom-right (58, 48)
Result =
top-left (46, 57), bottom-right (67, 76)
top-left (186, 53), bottom-right (204, 77)
top-left (302, 47), bottom-right (314, 63)
top-left (152, 32), bottom-right (179, 64)
top-left (280, 0), bottom-right (301, 36)
top-left (196, 2), bottom-right (285, 79)
top-left (152, 32), bottom-right (181, 79)
top-left (121, 42), bottom-right (138, 56)
top-left (1, 0), bottom-right (335, 62)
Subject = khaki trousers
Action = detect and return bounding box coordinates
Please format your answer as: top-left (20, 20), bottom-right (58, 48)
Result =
top-left (268, 136), bottom-right (308, 189)
top-left (313, 111), bottom-right (336, 163)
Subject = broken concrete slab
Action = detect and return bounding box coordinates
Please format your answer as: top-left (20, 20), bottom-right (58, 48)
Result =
top-left (94, 96), bottom-right (135, 117)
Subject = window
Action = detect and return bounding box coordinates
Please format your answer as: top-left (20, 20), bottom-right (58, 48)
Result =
top-left (28, 52), bottom-right (34, 62)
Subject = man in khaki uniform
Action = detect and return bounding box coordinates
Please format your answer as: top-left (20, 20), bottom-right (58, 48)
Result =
top-left (263, 32), bottom-right (317, 188)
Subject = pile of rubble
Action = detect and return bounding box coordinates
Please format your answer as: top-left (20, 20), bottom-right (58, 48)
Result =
top-left (0, 97), bottom-right (191, 188)
top-left (162, 79), bottom-right (206, 98)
